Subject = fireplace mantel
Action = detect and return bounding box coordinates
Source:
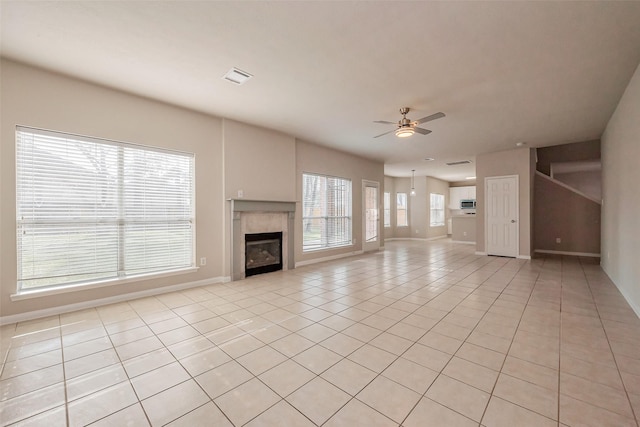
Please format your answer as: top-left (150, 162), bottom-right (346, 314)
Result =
top-left (229, 199), bottom-right (296, 281)
top-left (228, 199), bottom-right (296, 212)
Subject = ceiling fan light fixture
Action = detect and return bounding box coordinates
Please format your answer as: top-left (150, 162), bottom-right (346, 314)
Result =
top-left (395, 127), bottom-right (415, 138)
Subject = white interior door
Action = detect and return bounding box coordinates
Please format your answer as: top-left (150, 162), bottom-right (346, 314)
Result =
top-left (486, 175), bottom-right (519, 257)
top-left (363, 180), bottom-right (380, 252)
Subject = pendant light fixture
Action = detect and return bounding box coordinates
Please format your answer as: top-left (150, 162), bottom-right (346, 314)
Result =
top-left (410, 169), bottom-right (416, 196)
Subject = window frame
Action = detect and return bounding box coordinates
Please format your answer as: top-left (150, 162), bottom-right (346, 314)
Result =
top-left (15, 126), bottom-right (196, 295)
top-left (430, 193), bottom-right (445, 227)
top-left (383, 192), bottom-right (391, 228)
top-left (396, 192), bottom-right (408, 227)
top-left (302, 172), bottom-right (352, 252)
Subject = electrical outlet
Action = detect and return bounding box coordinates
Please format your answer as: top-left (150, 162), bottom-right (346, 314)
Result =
top-left (237, 190), bottom-right (243, 198)
top-left (463, 231), bottom-right (467, 236)
top-left (556, 237), bottom-right (561, 244)
top-left (200, 257), bottom-right (206, 266)
top-left (415, 229), bottom-right (419, 234)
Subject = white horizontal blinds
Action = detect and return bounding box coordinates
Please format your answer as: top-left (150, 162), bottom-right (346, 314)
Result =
top-left (397, 193), bottom-right (408, 226)
top-left (302, 173), bottom-right (352, 251)
top-left (17, 130), bottom-right (120, 289)
top-left (383, 192), bottom-right (391, 227)
top-left (430, 193), bottom-right (445, 226)
top-left (121, 146), bottom-right (193, 274)
top-left (326, 176), bottom-right (351, 247)
top-left (16, 127), bottom-right (194, 291)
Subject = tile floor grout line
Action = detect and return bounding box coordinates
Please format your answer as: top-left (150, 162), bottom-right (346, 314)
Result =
top-left (58, 315), bottom-right (72, 427)
top-left (578, 256), bottom-right (640, 427)
top-left (394, 256), bottom-right (540, 426)
top-left (5, 243), bottom-right (640, 426)
top-left (557, 256), bottom-right (563, 427)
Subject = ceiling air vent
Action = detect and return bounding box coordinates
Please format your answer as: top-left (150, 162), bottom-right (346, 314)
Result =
top-left (446, 160), bottom-right (472, 166)
top-left (222, 67), bottom-right (253, 85)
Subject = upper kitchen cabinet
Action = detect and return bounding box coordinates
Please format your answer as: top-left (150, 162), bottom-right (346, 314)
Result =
top-left (449, 185), bottom-right (476, 209)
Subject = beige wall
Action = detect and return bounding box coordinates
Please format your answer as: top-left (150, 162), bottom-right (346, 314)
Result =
top-left (383, 175), bottom-right (449, 240)
top-left (601, 62), bottom-right (640, 315)
top-left (0, 59), bottom-right (225, 318)
top-left (536, 139), bottom-right (600, 175)
top-left (295, 140), bottom-right (384, 263)
top-left (553, 171), bottom-right (601, 201)
top-left (223, 119), bottom-right (296, 201)
top-left (534, 175), bottom-right (601, 254)
top-left (0, 59), bottom-right (384, 320)
top-left (476, 147), bottom-right (533, 257)
top-left (450, 180), bottom-right (477, 187)
top-left (451, 217), bottom-right (476, 242)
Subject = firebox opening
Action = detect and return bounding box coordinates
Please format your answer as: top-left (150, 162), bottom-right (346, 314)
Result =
top-left (244, 232), bottom-right (283, 277)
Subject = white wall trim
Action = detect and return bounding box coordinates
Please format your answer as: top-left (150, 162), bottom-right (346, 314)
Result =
top-left (534, 249), bottom-right (601, 258)
top-left (451, 240), bottom-right (476, 245)
top-left (11, 267), bottom-right (200, 302)
top-left (602, 266), bottom-right (640, 319)
top-left (295, 250), bottom-right (364, 267)
top-left (474, 251), bottom-right (530, 259)
top-left (385, 235), bottom-right (448, 242)
top-left (0, 276), bottom-right (229, 326)
top-left (535, 170), bottom-right (601, 205)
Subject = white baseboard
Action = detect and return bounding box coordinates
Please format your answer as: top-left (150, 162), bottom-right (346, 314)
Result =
top-left (475, 251), bottom-right (487, 256)
top-left (601, 266), bottom-right (640, 319)
top-left (534, 249), bottom-right (601, 258)
top-left (451, 240), bottom-right (476, 245)
top-left (385, 235), bottom-right (448, 242)
top-left (517, 255), bottom-right (532, 260)
top-left (0, 276), bottom-right (229, 326)
top-left (295, 250), bottom-right (365, 267)
top-left (616, 285), bottom-right (640, 319)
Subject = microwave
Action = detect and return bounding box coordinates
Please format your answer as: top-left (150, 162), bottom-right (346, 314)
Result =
top-left (460, 199), bottom-right (476, 209)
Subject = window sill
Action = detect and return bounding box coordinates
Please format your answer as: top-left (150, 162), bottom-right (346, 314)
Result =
top-left (11, 267), bottom-right (199, 301)
top-left (302, 243), bottom-right (353, 254)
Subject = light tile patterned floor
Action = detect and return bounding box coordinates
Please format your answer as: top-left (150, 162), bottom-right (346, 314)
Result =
top-left (1, 240), bottom-right (640, 426)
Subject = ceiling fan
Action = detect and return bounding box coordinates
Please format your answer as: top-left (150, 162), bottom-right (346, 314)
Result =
top-left (374, 107), bottom-right (445, 138)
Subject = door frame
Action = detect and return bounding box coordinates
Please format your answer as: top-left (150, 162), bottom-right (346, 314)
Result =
top-left (362, 180), bottom-right (381, 252)
top-left (484, 174), bottom-right (519, 257)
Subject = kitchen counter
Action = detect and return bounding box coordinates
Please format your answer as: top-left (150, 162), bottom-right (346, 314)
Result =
top-left (451, 215), bottom-right (476, 243)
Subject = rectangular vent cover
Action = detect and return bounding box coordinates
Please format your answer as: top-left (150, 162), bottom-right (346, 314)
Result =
top-left (446, 160), bottom-right (472, 166)
top-left (223, 67), bottom-right (253, 85)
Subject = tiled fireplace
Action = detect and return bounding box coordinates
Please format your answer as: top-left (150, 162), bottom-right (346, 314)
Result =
top-left (229, 199), bottom-right (296, 281)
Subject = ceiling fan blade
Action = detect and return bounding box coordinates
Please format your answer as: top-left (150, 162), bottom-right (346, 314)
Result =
top-left (414, 127), bottom-right (432, 135)
top-left (416, 112), bottom-right (445, 124)
top-left (373, 120), bottom-right (396, 125)
top-left (373, 129), bottom-right (397, 138)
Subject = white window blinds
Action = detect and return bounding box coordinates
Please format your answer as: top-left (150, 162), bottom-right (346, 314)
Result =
top-left (383, 192), bottom-right (391, 227)
top-left (430, 193), bottom-right (445, 227)
top-left (302, 173), bottom-right (352, 251)
top-left (397, 193), bottom-right (408, 227)
top-left (16, 127), bottom-right (195, 292)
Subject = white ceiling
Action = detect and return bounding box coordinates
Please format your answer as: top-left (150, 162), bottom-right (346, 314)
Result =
top-left (2, 1), bottom-right (640, 181)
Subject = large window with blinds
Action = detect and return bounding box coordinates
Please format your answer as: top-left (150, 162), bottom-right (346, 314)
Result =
top-left (397, 193), bottom-right (408, 227)
top-left (430, 193), bottom-right (445, 227)
top-left (16, 126), bottom-right (195, 292)
top-left (383, 192), bottom-right (391, 228)
top-left (302, 173), bottom-right (352, 251)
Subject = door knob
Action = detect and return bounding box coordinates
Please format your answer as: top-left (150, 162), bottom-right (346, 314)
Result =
top-left (511, 220), bottom-right (516, 223)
